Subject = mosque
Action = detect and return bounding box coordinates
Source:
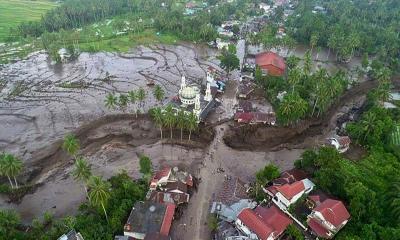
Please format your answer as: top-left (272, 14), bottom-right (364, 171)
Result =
top-left (170, 72), bottom-right (219, 122)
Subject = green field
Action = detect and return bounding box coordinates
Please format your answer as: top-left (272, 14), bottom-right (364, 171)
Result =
top-left (0, 0), bottom-right (57, 42)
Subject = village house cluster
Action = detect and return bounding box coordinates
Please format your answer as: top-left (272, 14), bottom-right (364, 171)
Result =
top-left (211, 169), bottom-right (351, 240)
top-left (115, 166), bottom-right (194, 240)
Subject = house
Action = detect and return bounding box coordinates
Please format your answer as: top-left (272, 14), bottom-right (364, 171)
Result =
top-left (210, 177), bottom-right (256, 222)
top-left (307, 199), bottom-right (350, 239)
top-left (149, 166), bottom-right (193, 191)
top-left (124, 202), bottom-right (175, 239)
top-left (147, 191), bottom-right (190, 205)
top-left (57, 230), bottom-right (84, 240)
top-left (264, 179), bottom-right (315, 209)
top-left (326, 136), bottom-right (351, 153)
top-left (236, 100), bottom-right (253, 113)
top-left (255, 52), bottom-right (286, 77)
top-left (272, 169), bottom-right (308, 186)
top-left (234, 112), bottom-right (276, 125)
top-left (235, 205), bottom-right (292, 240)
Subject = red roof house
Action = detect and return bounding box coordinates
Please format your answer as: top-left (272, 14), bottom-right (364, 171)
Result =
top-left (235, 206), bottom-right (292, 240)
top-left (307, 199), bottom-right (350, 239)
top-left (255, 52), bottom-right (286, 77)
top-left (264, 179), bottom-right (315, 209)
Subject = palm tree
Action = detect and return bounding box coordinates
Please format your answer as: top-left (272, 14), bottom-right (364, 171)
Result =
top-left (150, 107), bottom-right (164, 139)
top-left (104, 93), bottom-right (117, 110)
top-left (164, 105), bottom-right (176, 139)
top-left (310, 33), bottom-right (319, 53)
top-left (118, 94), bottom-right (129, 113)
top-left (137, 87), bottom-right (146, 113)
top-left (153, 85), bottom-right (165, 105)
top-left (361, 111), bottom-right (377, 141)
top-left (287, 68), bottom-right (302, 92)
top-left (176, 109), bottom-right (186, 142)
top-left (187, 112), bottom-right (198, 141)
top-left (128, 90), bottom-right (138, 117)
top-left (62, 134), bottom-right (80, 158)
top-left (72, 157), bottom-right (92, 198)
top-left (88, 176), bottom-right (111, 222)
top-left (0, 154), bottom-right (23, 189)
top-left (303, 50), bottom-right (312, 75)
top-left (387, 180), bottom-right (400, 222)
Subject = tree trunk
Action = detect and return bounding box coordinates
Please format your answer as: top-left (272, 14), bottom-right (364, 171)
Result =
top-left (7, 175), bottom-right (14, 189)
top-left (13, 177), bottom-right (18, 189)
top-left (83, 185), bottom-right (89, 200)
top-left (189, 130), bottom-right (192, 141)
top-left (101, 202), bottom-right (109, 223)
top-left (170, 127), bottom-right (173, 139)
top-left (160, 126), bottom-right (163, 139)
top-left (311, 97), bottom-right (318, 117)
top-left (180, 128), bottom-right (183, 142)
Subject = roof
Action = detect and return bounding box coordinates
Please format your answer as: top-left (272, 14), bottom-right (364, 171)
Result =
top-left (308, 218), bottom-right (330, 238)
top-left (254, 205), bottom-right (293, 237)
top-left (215, 177), bottom-right (249, 206)
top-left (58, 230), bottom-right (84, 240)
top-left (308, 191), bottom-right (329, 206)
top-left (255, 52), bottom-right (286, 72)
top-left (238, 208), bottom-right (273, 240)
top-left (273, 181), bottom-right (305, 200)
top-left (314, 199), bottom-right (350, 227)
top-left (238, 84), bottom-right (254, 96)
top-left (234, 112), bottom-right (254, 123)
top-left (163, 181), bottom-right (188, 193)
top-left (160, 204), bottom-right (175, 236)
top-left (124, 202), bottom-right (174, 236)
top-left (144, 233), bottom-right (170, 240)
top-left (151, 167), bottom-right (171, 183)
top-left (238, 100), bottom-right (253, 113)
top-left (273, 169), bottom-right (308, 186)
top-left (148, 191), bottom-right (190, 205)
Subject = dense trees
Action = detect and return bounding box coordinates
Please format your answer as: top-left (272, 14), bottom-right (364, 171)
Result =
top-left (217, 44), bottom-right (240, 75)
top-left (149, 106), bottom-right (199, 141)
top-left (286, 0), bottom-right (400, 69)
top-left (0, 172), bottom-right (147, 240)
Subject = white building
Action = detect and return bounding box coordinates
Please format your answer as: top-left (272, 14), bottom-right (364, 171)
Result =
top-left (264, 179), bottom-right (315, 209)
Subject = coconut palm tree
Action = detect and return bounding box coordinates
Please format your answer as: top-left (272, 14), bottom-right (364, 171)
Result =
top-left (187, 112), bottom-right (198, 141)
top-left (72, 157), bottom-right (92, 198)
top-left (150, 107), bottom-right (164, 139)
top-left (62, 134), bottom-right (80, 158)
top-left (0, 153), bottom-right (23, 189)
top-left (88, 176), bottom-right (111, 222)
top-left (164, 105), bottom-right (176, 139)
top-left (128, 90), bottom-right (138, 117)
top-left (118, 94), bottom-right (129, 113)
top-left (137, 87), bottom-right (146, 113)
top-left (176, 109), bottom-right (186, 142)
top-left (153, 85), bottom-right (165, 105)
top-left (104, 93), bottom-right (117, 110)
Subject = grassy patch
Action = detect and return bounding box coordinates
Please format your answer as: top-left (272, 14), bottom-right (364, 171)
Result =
top-left (0, 0), bottom-right (57, 42)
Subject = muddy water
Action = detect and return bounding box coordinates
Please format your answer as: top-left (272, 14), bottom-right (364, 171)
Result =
top-left (0, 44), bottom-right (220, 161)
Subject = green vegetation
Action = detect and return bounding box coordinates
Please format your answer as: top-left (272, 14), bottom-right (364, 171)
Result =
top-left (293, 90), bottom-right (400, 239)
top-left (255, 52), bottom-right (348, 125)
top-left (0, 0), bottom-right (57, 42)
top-left (0, 171), bottom-right (147, 240)
top-left (149, 106), bottom-right (199, 141)
top-left (287, 0), bottom-right (400, 70)
top-left (217, 44), bottom-right (240, 74)
top-left (285, 224), bottom-right (304, 240)
top-left (139, 154), bottom-right (152, 181)
top-left (0, 153), bottom-right (23, 189)
top-left (252, 164), bottom-right (280, 202)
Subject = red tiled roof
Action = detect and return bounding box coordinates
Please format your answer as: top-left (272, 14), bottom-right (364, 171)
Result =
top-left (234, 112), bottom-right (254, 123)
top-left (238, 208), bottom-right (273, 240)
top-left (308, 218), bottom-right (330, 238)
top-left (254, 205), bottom-right (293, 237)
top-left (315, 199), bottom-right (350, 227)
top-left (255, 52), bottom-right (286, 72)
top-left (160, 204), bottom-right (175, 236)
top-left (276, 181), bottom-right (305, 200)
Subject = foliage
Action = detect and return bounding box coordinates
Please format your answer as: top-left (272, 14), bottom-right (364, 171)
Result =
top-left (153, 85), bottom-right (165, 104)
top-left (62, 134), bottom-right (80, 157)
top-left (0, 153), bottom-right (23, 189)
top-left (285, 224), bottom-right (304, 240)
top-left (286, 0), bottom-right (400, 68)
top-left (277, 92), bottom-right (308, 125)
top-left (255, 164), bottom-right (280, 185)
top-left (217, 44), bottom-right (240, 74)
top-left (139, 155), bottom-right (152, 176)
top-left (207, 214), bottom-right (218, 231)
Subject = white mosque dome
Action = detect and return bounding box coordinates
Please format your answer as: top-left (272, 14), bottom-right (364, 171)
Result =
top-left (179, 85), bottom-right (200, 105)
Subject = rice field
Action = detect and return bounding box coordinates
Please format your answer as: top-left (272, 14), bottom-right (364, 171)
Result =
top-left (0, 0), bottom-right (57, 42)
